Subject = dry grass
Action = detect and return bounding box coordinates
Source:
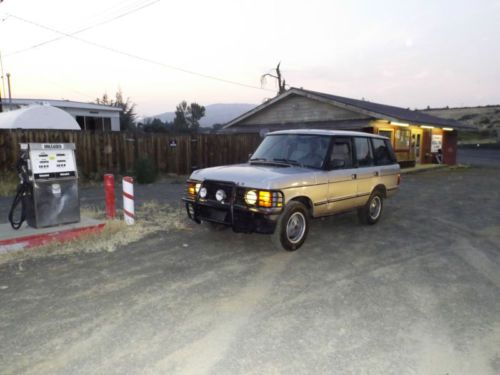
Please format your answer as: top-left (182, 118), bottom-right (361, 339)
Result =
top-left (0, 172), bottom-right (18, 197)
top-left (0, 201), bottom-right (190, 265)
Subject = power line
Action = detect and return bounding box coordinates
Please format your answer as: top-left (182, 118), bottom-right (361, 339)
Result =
top-left (5, 12), bottom-right (274, 92)
top-left (37, 76), bottom-right (97, 101)
top-left (5, 0), bottom-right (161, 57)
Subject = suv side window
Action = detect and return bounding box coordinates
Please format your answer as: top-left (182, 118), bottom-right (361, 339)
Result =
top-left (372, 138), bottom-right (396, 165)
top-left (329, 137), bottom-right (353, 169)
top-left (354, 137), bottom-right (374, 167)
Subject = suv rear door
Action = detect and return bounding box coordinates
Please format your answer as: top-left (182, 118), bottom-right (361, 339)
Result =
top-left (326, 137), bottom-right (359, 213)
top-left (371, 137), bottom-right (400, 193)
top-left (353, 136), bottom-right (378, 206)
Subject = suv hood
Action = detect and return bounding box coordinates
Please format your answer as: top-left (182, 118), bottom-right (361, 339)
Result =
top-left (189, 163), bottom-right (318, 190)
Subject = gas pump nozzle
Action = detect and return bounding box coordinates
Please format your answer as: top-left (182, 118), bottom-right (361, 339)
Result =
top-left (9, 150), bottom-right (33, 230)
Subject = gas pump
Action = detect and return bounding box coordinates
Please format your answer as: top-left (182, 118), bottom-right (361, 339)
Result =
top-left (8, 143), bottom-right (80, 229)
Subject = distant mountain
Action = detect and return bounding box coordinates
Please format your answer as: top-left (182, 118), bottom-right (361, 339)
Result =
top-left (148, 103), bottom-right (256, 127)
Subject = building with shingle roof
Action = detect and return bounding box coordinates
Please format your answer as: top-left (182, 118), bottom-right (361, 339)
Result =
top-left (224, 88), bottom-right (473, 166)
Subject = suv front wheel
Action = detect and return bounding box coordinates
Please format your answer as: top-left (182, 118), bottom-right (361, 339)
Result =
top-left (272, 201), bottom-right (310, 251)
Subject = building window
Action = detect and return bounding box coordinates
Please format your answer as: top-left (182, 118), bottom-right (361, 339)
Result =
top-left (76, 116), bottom-right (112, 131)
top-left (378, 129), bottom-right (393, 141)
top-left (395, 128), bottom-right (411, 150)
top-left (103, 118), bottom-right (111, 132)
top-left (85, 117), bottom-right (99, 131)
top-left (75, 116), bottom-right (85, 130)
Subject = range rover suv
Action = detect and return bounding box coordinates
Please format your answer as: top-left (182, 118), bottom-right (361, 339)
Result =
top-left (183, 130), bottom-right (400, 250)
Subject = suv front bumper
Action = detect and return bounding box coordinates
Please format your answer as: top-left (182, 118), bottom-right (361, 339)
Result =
top-left (182, 198), bottom-right (281, 234)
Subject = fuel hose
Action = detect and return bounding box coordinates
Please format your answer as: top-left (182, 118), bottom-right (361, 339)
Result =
top-left (8, 181), bottom-right (31, 230)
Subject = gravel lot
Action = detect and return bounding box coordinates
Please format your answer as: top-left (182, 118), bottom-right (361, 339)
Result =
top-left (1, 166), bottom-right (500, 374)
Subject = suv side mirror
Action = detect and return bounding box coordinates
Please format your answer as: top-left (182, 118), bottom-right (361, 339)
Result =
top-left (248, 153), bottom-right (253, 159)
top-left (331, 159), bottom-right (345, 169)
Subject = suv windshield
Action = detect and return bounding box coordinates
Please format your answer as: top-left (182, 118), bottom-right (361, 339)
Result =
top-left (251, 134), bottom-right (330, 169)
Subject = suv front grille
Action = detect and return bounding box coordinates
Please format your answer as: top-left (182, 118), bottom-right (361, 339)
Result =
top-left (202, 180), bottom-right (235, 203)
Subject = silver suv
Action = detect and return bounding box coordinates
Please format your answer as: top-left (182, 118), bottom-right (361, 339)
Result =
top-left (183, 130), bottom-right (400, 250)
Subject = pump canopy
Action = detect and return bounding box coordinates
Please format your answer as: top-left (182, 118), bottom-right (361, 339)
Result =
top-left (0, 105), bottom-right (81, 131)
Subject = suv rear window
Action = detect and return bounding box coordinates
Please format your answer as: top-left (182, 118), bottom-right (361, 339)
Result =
top-left (372, 138), bottom-right (396, 165)
top-left (354, 137), bottom-right (374, 167)
top-left (329, 138), bottom-right (353, 169)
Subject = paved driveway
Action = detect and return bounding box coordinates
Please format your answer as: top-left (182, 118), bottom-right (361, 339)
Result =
top-left (1, 167), bottom-right (500, 374)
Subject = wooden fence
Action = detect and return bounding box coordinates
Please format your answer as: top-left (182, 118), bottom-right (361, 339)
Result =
top-left (0, 131), bottom-right (262, 177)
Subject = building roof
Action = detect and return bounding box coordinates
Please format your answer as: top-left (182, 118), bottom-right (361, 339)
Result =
top-left (0, 105), bottom-right (81, 130)
top-left (225, 88), bottom-right (473, 130)
top-left (4, 98), bottom-right (122, 112)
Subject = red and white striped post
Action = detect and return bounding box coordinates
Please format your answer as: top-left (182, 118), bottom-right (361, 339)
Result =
top-left (104, 174), bottom-right (116, 219)
top-left (122, 176), bottom-right (135, 225)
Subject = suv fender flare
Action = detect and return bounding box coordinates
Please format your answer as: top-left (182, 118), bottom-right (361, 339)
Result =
top-left (286, 195), bottom-right (314, 217)
top-left (372, 184), bottom-right (387, 198)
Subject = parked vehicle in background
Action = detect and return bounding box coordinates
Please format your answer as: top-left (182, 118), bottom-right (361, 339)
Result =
top-left (183, 130), bottom-right (401, 250)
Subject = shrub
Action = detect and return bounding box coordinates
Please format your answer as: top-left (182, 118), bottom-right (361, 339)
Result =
top-left (134, 157), bottom-right (157, 184)
top-left (479, 116), bottom-right (491, 125)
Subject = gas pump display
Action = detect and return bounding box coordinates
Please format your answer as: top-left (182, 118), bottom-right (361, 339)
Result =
top-left (9, 143), bottom-right (80, 229)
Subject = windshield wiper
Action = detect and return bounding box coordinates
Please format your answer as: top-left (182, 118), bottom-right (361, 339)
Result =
top-left (272, 158), bottom-right (302, 167)
top-left (249, 157), bottom-right (268, 162)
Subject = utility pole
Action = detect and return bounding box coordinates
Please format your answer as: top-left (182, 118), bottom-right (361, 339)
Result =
top-left (6, 72), bottom-right (11, 103)
top-left (0, 0), bottom-right (4, 111)
top-left (0, 50), bottom-right (6, 109)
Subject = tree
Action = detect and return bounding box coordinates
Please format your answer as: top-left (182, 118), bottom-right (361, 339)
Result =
top-left (114, 90), bottom-right (137, 131)
top-left (187, 103), bottom-right (205, 132)
top-left (142, 118), bottom-right (169, 133)
top-left (211, 123), bottom-right (224, 133)
top-left (172, 101), bottom-right (205, 133)
top-left (172, 100), bottom-right (189, 133)
top-left (261, 62), bottom-right (287, 95)
top-left (95, 93), bottom-right (110, 105)
top-left (95, 89), bottom-right (137, 131)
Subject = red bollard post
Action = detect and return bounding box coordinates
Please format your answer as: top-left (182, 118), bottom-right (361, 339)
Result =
top-left (104, 174), bottom-right (116, 219)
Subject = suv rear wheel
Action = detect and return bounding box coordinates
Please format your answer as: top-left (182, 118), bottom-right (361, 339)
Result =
top-left (272, 201), bottom-right (310, 251)
top-left (358, 190), bottom-right (384, 225)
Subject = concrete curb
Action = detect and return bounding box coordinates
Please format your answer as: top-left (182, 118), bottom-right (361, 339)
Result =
top-left (400, 165), bottom-right (449, 175)
top-left (0, 217), bottom-right (105, 254)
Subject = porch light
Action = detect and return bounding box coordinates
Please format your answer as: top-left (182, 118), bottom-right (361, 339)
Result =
top-left (390, 121), bottom-right (409, 127)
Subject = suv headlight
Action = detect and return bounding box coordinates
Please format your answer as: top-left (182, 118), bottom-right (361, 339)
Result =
top-left (187, 181), bottom-right (201, 198)
top-left (245, 190), bottom-right (258, 205)
top-left (244, 189), bottom-right (283, 208)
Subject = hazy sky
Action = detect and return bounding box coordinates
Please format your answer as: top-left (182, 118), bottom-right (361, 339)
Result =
top-left (1, 0), bottom-right (499, 116)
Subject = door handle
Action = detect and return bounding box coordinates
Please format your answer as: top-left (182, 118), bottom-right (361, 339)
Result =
top-left (374, 171), bottom-right (380, 177)
top-left (351, 174), bottom-right (357, 180)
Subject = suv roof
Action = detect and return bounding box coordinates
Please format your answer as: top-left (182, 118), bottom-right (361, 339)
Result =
top-left (268, 129), bottom-right (388, 139)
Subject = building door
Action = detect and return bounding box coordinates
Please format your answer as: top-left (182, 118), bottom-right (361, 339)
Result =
top-left (411, 129), bottom-right (423, 163)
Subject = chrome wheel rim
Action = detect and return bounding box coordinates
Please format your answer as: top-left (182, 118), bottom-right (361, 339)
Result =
top-left (286, 212), bottom-right (306, 244)
top-left (369, 196), bottom-right (382, 220)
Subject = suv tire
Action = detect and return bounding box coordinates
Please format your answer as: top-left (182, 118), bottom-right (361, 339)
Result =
top-left (358, 190), bottom-right (384, 225)
top-left (272, 201), bottom-right (310, 251)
